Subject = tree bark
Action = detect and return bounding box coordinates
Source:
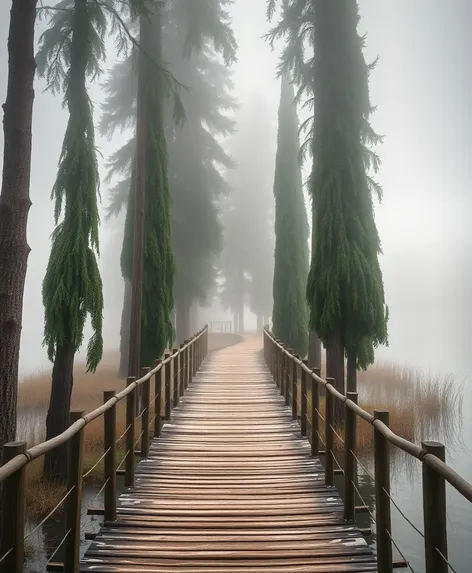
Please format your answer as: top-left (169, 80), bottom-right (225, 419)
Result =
top-left (308, 330), bottom-right (322, 368)
top-left (0, 0), bottom-right (37, 465)
top-left (128, 11), bottom-right (150, 378)
top-left (346, 350), bottom-right (357, 393)
top-left (176, 297), bottom-right (191, 344)
top-left (119, 278), bottom-right (132, 378)
top-left (43, 340), bottom-right (75, 482)
top-left (326, 328), bottom-right (345, 425)
top-left (232, 311), bottom-right (238, 333)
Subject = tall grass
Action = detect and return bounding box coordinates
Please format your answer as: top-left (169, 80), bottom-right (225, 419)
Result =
top-left (14, 347), bottom-right (463, 523)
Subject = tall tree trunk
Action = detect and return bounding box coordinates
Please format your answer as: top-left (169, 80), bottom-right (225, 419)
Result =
top-left (256, 314), bottom-right (263, 332)
top-left (0, 0), bottom-right (37, 465)
top-left (128, 11), bottom-right (150, 378)
top-left (346, 350), bottom-right (357, 393)
top-left (308, 330), bottom-right (322, 368)
top-left (43, 341), bottom-right (75, 482)
top-left (232, 311), bottom-right (238, 333)
top-left (326, 328), bottom-right (345, 425)
top-left (119, 278), bottom-right (132, 378)
top-left (176, 297), bottom-right (191, 344)
top-left (238, 305), bottom-right (244, 333)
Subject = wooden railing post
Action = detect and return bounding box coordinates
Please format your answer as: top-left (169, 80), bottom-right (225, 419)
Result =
top-left (141, 367), bottom-right (151, 458)
top-left (125, 377), bottom-right (136, 487)
top-left (0, 441), bottom-right (26, 573)
top-left (164, 353), bottom-right (171, 420)
top-left (283, 347), bottom-right (289, 405)
top-left (180, 343), bottom-right (186, 395)
top-left (173, 349), bottom-right (179, 408)
top-left (300, 360), bottom-right (308, 437)
top-left (64, 410), bottom-right (85, 573)
top-left (422, 441), bottom-right (448, 573)
top-left (374, 410), bottom-right (393, 573)
top-left (325, 379), bottom-right (335, 486)
top-left (344, 391), bottom-right (358, 521)
top-left (154, 361), bottom-right (162, 438)
top-left (193, 338), bottom-right (197, 376)
top-left (311, 367), bottom-right (321, 456)
top-left (291, 356), bottom-right (298, 421)
top-left (184, 341), bottom-right (189, 389)
top-left (103, 391), bottom-right (117, 522)
top-left (280, 347), bottom-right (286, 398)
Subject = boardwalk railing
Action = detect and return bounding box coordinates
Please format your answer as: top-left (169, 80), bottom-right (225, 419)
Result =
top-left (207, 320), bottom-right (233, 333)
top-left (0, 327), bottom-right (208, 573)
top-left (264, 328), bottom-right (472, 573)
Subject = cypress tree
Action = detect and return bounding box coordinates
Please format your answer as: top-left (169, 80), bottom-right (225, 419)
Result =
top-left (37, 0), bottom-right (105, 480)
top-left (268, 0), bottom-right (388, 408)
top-left (36, 0), bottom-right (146, 479)
top-left (101, 0), bottom-right (237, 360)
top-left (272, 75), bottom-right (309, 356)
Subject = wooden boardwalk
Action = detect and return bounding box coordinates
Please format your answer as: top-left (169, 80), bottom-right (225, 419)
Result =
top-left (81, 336), bottom-right (376, 572)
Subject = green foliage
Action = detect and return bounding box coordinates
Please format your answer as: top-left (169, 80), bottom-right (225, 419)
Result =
top-left (268, 0), bottom-right (388, 368)
top-left (38, 0), bottom-right (104, 371)
top-left (307, 1), bottom-right (388, 368)
top-left (272, 76), bottom-right (309, 356)
top-left (102, 0), bottom-right (237, 318)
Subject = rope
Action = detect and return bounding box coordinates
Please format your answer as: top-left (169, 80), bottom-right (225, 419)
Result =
top-left (315, 407), bottom-right (326, 422)
top-left (116, 423), bottom-right (131, 444)
top-left (136, 406), bottom-right (147, 420)
top-left (435, 547), bottom-right (458, 573)
top-left (385, 529), bottom-right (415, 573)
top-left (42, 527), bottom-right (72, 572)
top-left (116, 449), bottom-right (130, 471)
top-left (90, 477), bottom-right (109, 504)
top-left (135, 429), bottom-right (145, 448)
top-left (382, 487), bottom-right (425, 539)
top-left (351, 480), bottom-right (376, 523)
top-left (0, 547), bottom-right (13, 564)
top-left (349, 449), bottom-right (376, 482)
top-left (24, 486), bottom-right (75, 541)
top-left (329, 423), bottom-right (345, 444)
top-left (82, 447), bottom-right (111, 479)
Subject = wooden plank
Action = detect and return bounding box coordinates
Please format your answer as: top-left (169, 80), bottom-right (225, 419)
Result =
top-left (80, 336), bottom-right (376, 573)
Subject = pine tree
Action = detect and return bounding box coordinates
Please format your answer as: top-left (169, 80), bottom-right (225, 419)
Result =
top-left (268, 0), bottom-right (388, 408)
top-left (101, 0), bottom-right (237, 360)
top-left (0, 0), bottom-right (37, 471)
top-left (36, 0), bottom-right (143, 480)
top-left (272, 75), bottom-right (309, 356)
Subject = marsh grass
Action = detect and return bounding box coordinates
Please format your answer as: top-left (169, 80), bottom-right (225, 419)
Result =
top-left (15, 348), bottom-right (463, 523)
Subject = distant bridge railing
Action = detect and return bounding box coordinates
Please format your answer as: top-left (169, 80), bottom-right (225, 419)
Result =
top-left (206, 320), bottom-right (232, 333)
top-left (263, 328), bottom-right (472, 573)
top-left (0, 327), bottom-right (209, 573)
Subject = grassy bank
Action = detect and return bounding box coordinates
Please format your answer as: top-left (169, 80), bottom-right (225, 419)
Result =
top-left (16, 348), bottom-right (463, 524)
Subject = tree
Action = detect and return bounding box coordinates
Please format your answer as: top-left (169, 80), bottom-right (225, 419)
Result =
top-left (268, 0), bottom-right (388, 414)
top-left (0, 0), bottom-right (37, 466)
top-left (272, 75), bottom-right (309, 356)
top-left (220, 95), bottom-right (276, 332)
top-left (101, 0), bottom-right (237, 360)
top-left (36, 0), bottom-right (141, 480)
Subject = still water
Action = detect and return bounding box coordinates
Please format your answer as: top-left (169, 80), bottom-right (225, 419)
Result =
top-left (355, 336), bottom-right (472, 572)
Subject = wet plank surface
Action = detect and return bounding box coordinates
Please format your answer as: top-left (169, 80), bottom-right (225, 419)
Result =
top-left (81, 336), bottom-right (376, 572)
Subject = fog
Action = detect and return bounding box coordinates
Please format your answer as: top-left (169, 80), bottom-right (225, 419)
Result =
top-left (0, 0), bottom-right (471, 378)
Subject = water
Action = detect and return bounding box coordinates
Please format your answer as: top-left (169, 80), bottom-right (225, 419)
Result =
top-left (354, 354), bottom-right (472, 572)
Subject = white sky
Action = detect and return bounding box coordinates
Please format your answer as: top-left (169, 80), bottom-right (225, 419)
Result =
top-left (0, 0), bottom-right (471, 377)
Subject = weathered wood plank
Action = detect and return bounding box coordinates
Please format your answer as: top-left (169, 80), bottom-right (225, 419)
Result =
top-left (80, 336), bottom-right (376, 572)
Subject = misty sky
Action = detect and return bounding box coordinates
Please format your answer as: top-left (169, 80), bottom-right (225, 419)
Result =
top-left (0, 0), bottom-right (471, 377)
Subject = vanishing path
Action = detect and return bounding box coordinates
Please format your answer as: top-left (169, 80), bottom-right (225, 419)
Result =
top-left (81, 336), bottom-right (376, 572)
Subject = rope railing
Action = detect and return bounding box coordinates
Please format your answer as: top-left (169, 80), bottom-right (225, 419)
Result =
top-left (263, 327), bottom-right (472, 573)
top-left (0, 326), bottom-right (209, 573)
